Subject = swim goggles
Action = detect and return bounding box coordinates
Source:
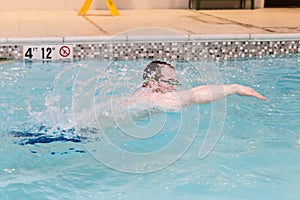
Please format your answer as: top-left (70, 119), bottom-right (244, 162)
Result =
top-left (143, 77), bottom-right (181, 86)
top-left (160, 78), bottom-right (181, 85)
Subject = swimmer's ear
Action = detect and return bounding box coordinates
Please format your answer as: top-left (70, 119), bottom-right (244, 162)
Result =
top-left (142, 78), bottom-right (155, 88)
top-left (147, 79), bottom-right (157, 87)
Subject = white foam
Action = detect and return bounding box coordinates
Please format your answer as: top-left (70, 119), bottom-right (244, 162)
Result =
top-left (3, 168), bottom-right (16, 174)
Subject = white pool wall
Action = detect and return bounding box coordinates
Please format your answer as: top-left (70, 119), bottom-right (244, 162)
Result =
top-left (0, 0), bottom-right (264, 10)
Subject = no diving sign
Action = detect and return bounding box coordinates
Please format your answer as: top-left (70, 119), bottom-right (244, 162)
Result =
top-left (23, 45), bottom-right (73, 61)
top-left (59, 46), bottom-right (71, 58)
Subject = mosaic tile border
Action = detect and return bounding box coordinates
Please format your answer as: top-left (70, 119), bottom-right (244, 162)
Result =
top-left (0, 35), bottom-right (299, 61)
top-left (72, 40), bottom-right (300, 61)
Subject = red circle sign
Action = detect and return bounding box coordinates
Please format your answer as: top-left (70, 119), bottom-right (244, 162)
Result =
top-left (59, 46), bottom-right (71, 57)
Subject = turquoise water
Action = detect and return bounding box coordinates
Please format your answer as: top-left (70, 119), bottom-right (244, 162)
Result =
top-left (0, 56), bottom-right (300, 199)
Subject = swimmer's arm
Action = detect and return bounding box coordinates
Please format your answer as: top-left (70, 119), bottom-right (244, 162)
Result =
top-left (178, 84), bottom-right (267, 105)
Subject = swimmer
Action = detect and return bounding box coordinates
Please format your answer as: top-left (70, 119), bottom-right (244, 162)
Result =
top-left (129, 61), bottom-right (267, 110)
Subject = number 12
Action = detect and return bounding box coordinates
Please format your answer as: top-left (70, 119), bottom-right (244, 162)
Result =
top-left (41, 47), bottom-right (52, 59)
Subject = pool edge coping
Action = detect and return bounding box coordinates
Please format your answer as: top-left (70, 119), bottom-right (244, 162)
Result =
top-left (1, 33), bottom-right (300, 44)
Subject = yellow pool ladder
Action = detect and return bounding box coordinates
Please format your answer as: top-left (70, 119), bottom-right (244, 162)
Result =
top-left (78, 0), bottom-right (120, 16)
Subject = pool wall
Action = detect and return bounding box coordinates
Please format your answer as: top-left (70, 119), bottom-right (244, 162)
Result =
top-left (0, 0), bottom-right (264, 9)
top-left (0, 34), bottom-right (299, 61)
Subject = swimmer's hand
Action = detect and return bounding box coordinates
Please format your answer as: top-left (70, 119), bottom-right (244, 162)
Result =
top-left (233, 84), bottom-right (267, 101)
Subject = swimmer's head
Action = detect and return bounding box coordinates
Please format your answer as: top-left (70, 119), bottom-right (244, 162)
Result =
top-left (142, 61), bottom-right (179, 88)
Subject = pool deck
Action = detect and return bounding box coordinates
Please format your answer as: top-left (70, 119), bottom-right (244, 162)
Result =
top-left (0, 8), bottom-right (300, 43)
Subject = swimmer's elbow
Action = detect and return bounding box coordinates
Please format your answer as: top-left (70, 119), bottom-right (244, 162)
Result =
top-left (188, 87), bottom-right (213, 104)
top-left (177, 90), bottom-right (208, 105)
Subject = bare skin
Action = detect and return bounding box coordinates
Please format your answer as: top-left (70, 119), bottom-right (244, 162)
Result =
top-left (129, 64), bottom-right (267, 111)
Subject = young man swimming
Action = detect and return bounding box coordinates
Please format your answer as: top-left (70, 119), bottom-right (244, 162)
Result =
top-left (129, 61), bottom-right (266, 110)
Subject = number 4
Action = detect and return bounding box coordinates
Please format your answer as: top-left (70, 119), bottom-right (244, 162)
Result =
top-left (25, 48), bottom-right (33, 59)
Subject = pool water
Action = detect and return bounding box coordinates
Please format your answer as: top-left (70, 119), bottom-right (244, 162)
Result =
top-left (0, 56), bottom-right (300, 199)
